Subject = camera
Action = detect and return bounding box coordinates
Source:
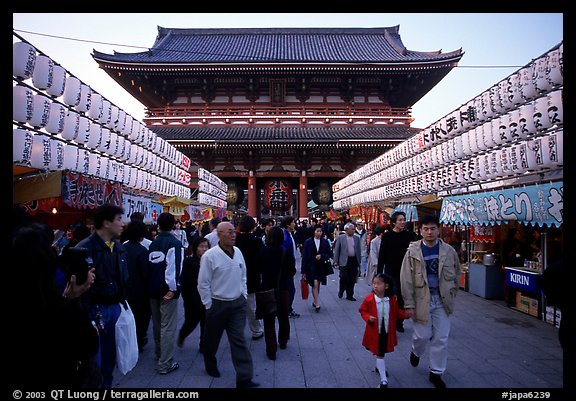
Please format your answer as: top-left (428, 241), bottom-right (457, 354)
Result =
top-left (60, 247), bottom-right (93, 285)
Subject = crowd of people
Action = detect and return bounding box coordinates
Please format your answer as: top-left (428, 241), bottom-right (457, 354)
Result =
top-left (13, 205), bottom-right (565, 390)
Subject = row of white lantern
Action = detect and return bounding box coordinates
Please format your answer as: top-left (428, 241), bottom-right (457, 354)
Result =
top-left (334, 43), bottom-right (563, 192)
top-left (13, 126), bottom-right (192, 188)
top-left (14, 40), bottom-right (188, 169)
top-left (333, 87), bottom-right (563, 193)
top-left (333, 130), bottom-right (563, 202)
top-left (13, 128), bottom-right (191, 198)
top-left (198, 167), bottom-right (228, 192)
top-left (13, 89), bottom-right (190, 184)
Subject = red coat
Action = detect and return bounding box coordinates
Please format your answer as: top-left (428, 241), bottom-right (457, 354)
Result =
top-left (359, 293), bottom-right (406, 355)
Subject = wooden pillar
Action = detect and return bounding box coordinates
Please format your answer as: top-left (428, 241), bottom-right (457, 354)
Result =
top-left (298, 170), bottom-right (308, 220)
top-left (247, 171), bottom-right (258, 218)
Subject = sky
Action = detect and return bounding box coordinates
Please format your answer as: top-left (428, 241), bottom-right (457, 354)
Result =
top-left (13, 13), bottom-right (563, 130)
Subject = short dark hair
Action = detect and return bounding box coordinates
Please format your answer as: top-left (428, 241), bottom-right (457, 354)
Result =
top-left (267, 226), bottom-right (285, 247)
top-left (124, 220), bottom-right (147, 242)
top-left (93, 204), bottom-right (124, 229)
top-left (419, 214), bottom-right (439, 227)
top-left (191, 236), bottom-right (210, 257)
top-left (130, 212), bottom-right (144, 222)
top-left (157, 212), bottom-right (175, 232)
top-left (209, 218), bottom-right (221, 229)
top-left (390, 211), bottom-right (406, 225)
top-left (239, 215), bottom-right (256, 232)
top-left (372, 225), bottom-right (385, 236)
top-left (281, 216), bottom-right (295, 228)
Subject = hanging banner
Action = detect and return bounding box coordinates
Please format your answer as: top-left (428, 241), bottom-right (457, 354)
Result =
top-left (121, 194), bottom-right (153, 223)
top-left (469, 225), bottom-right (496, 243)
top-left (392, 204), bottom-right (419, 222)
top-left (62, 171), bottom-right (122, 210)
top-left (440, 181), bottom-right (563, 227)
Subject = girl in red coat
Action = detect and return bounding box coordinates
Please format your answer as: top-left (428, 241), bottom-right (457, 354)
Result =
top-left (359, 273), bottom-right (407, 388)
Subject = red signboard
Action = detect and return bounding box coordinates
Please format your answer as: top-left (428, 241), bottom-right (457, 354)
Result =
top-left (62, 172), bottom-right (122, 210)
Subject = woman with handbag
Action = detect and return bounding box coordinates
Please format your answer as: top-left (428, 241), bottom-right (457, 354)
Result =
top-left (256, 226), bottom-right (295, 360)
top-left (301, 225), bottom-right (333, 312)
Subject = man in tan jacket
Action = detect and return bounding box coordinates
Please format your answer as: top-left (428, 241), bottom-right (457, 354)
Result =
top-left (400, 214), bottom-right (460, 388)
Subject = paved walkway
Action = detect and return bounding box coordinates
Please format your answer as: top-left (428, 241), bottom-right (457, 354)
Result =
top-left (113, 256), bottom-right (563, 389)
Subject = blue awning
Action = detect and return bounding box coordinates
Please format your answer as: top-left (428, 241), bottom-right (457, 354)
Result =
top-left (392, 204), bottom-right (419, 222)
top-left (440, 181), bottom-right (563, 227)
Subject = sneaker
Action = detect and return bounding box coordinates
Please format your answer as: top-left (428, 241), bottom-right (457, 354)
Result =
top-left (158, 362), bottom-right (179, 375)
top-left (409, 352), bottom-right (420, 367)
top-left (429, 372), bottom-right (446, 388)
top-left (378, 382), bottom-right (388, 388)
top-left (252, 332), bottom-right (264, 340)
top-left (236, 379), bottom-right (260, 388)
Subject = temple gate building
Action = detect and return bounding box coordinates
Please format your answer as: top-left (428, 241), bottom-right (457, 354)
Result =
top-left (93, 26), bottom-right (463, 219)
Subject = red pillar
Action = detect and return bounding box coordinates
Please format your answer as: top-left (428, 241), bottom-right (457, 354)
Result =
top-left (248, 172), bottom-right (257, 218)
top-left (298, 171), bottom-right (308, 220)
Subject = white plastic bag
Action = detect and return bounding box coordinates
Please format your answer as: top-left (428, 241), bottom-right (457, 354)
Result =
top-left (115, 301), bottom-right (138, 375)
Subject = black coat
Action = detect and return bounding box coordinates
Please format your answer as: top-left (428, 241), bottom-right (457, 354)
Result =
top-left (257, 245), bottom-right (294, 291)
top-left (235, 232), bottom-right (263, 294)
top-left (123, 240), bottom-right (149, 302)
top-left (301, 237), bottom-right (333, 284)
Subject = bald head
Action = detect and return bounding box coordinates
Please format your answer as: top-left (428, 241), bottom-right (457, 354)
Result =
top-left (216, 221), bottom-right (236, 250)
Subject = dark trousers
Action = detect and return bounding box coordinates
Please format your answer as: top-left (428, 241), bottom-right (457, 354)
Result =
top-left (339, 256), bottom-right (359, 299)
top-left (287, 275), bottom-right (296, 312)
top-left (179, 295), bottom-right (206, 349)
top-left (128, 298), bottom-right (151, 350)
top-left (203, 296), bottom-right (254, 382)
top-left (263, 290), bottom-right (290, 354)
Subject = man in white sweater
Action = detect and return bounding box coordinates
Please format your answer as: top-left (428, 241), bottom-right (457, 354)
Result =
top-left (197, 221), bottom-right (259, 388)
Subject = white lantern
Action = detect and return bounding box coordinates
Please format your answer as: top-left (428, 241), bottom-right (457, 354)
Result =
top-left (49, 139), bottom-right (65, 170)
top-left (31, 55), bottom-right (54, 90)
top-left (62, 111), bottom-right (80, 141)
top-left (468, 127), bottom-right (479, 154)
top-left (526, 138), bottom-right (544, 171)
top-left (45, 101), bottom-right (66, 134)
top-left (128, 143), bottom-right (138, 164)
top-left (533, 96), bottom-right (552, 132)
top-left (446, 110), bottom-right (461, 138)
top-left (499, 147), bottom-right (512, 176)
top-left (97, 127), bottom-right (111, 153)
top-left (508, 72), bottom-right (523, 106)
top-left (100, 99), bottom-right (111, 125)
top-left (546, 48), bottom-right (562, 87)
top-left (492, 117), bottom-right (504, 146)
top-left (116, 136), bottom-right (126, 159)
top-left (497, 79), bottom-right (510, 112)
top-left (13, 85), bottom-right (34, 123)
top-left (88, 152), bottom-right (101, 177)
top-left (78, 148), bottom-right (90, 174)
top-left (547, 90), bottom-right (563, 127)
top-left (108, 104), bottom-right (119, 129)
top-left (489, 85), bottom-right (502, 115)
top-left (487, 150), bottom-right (499, 179)
top-left (477, 154), bottom-right (489, 181)
top-left (29, 134), bottom-right (51, 170)
top-left (88, 92), bottom-right (103, 120)
top-left (63, 143), bottom-right (79, 171)
top-left (512, 143), bottom-right (529, 174)
top-left (519, 102), bottom-right (537, 138)
top-left (508, 109), bottom-right (522, 141)
top-left (453, 135), bottom-right (464, 159)
top-left (99, 156), bottom-right (110, 179)
top-left (46, 65), bottom-right (66, 97)
top-left (128, 167), bottom-right (138, 188)
top-left (13, 128), bottom-right (33, 164)
top-left (75, 116), bottom-right (91, 145)
top-left (542, 131), bottom-right (563, 167)
top-left (107, 132), bottom-right (119, 157)
top-left (13, 41), bottom-right (36, 80)
top-left (62, 75), bottom-right (81, 106)
top-left (29, 94), bottom-right (51, 128)
top-left (480, 90), bottom-right (495, 120)
top-left (473, 96), bottom-right (485, 124)
top-left (76, 84), bottom-right (91, 113)
top-left (475, 124), bottom-right (487, 152)
top-left (116, 109), bottom-right (126, 132)
top-left (534, 56), bottom-right (551, 93)
top-left (117, 163), bottom-right (125, 183)
top-left (87, 122), bottom-right (102, 149)
top-left (519, 66), bottom-right (537, 101)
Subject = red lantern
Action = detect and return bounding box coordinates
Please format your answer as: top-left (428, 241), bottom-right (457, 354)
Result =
top-left (264, 179), bottom-right (292, 211)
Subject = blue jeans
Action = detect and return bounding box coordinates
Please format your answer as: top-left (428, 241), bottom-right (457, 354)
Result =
top-left (89, 303), bottom-right (121, 388)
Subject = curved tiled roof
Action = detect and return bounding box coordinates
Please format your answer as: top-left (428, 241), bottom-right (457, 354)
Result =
top-left (151, 125), bottom-right (420, 143)
top-left (93, 26), bottom-right (462, 65)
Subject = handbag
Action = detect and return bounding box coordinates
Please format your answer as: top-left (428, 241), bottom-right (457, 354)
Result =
top-left (255, 288), bottom-right (277, 319)
top-left (115, 301), bottom-right (139, 375)
top-left (300, 277), bottom-right (309, 300)
top-left (323, 259), bottom-right (335, 276)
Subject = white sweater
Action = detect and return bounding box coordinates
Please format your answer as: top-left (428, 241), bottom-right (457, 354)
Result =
top-left (198, 245), bottom-right (247, 310)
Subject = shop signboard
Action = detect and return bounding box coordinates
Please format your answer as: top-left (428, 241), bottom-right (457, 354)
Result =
top-left (440, 181), bottom-right (563, 227)
top-left (122, 194), bottom-right (154, 223)
top-left (505, 267), bottom-right (540, 293)
top-left (61, 171), bottom-right (122, 209)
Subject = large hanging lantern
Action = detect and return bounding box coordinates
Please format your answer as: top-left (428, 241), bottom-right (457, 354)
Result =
top-left (13, 85), bottom-right (34, 123)
top-left (13, 128), bottom-right (33, 165)
top-left (31, 55), bottom-right (54, 90)
top-left (226, 181), bottom-right (245, 207)
top-left (13, 41), bottom-right (36, 80)
top-left (312, 181), bottom-right (333, 210)
top-left (263, 179), bottom-right (291, 211)
top-left (46, 65), bottom-right (66, 97)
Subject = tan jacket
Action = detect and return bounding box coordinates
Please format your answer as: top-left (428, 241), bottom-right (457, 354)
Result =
top-left (400, 239), bottom-right (460, 324)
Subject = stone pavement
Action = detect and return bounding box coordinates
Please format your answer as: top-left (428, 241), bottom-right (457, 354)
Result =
top-left (112, 256), bottom-right (563, 390)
